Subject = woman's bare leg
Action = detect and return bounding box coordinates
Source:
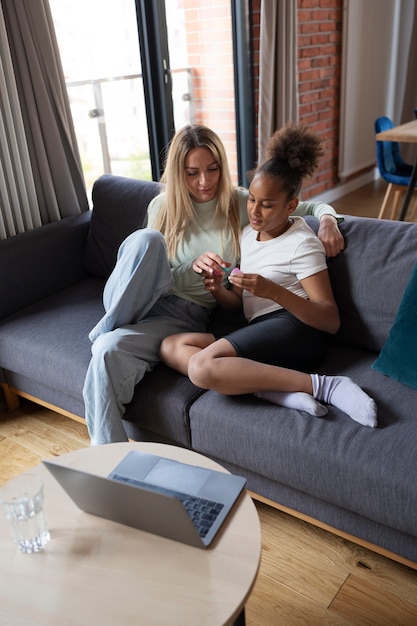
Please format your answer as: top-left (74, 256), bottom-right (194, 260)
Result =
top-left (159, 332), bottom-right (216, 376)
top-left (161, 335), bottom-right (377, 426)
top-left (188, 339), bottom-right (377, 425)
top-left (187, 338), bottom-right (313, 394)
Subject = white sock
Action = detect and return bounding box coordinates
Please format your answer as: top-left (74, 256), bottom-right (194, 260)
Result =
top-left (311, 374), bottom-right (377, 428)
top-left (255, 391), bottom-right (328, 417)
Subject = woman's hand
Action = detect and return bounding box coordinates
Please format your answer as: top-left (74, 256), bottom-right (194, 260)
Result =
top-left (193, 252), bottom-right (231, 278)
top-left (317, 215), bottom-right (345, 257)
top-left (196, 263), bottom-right (242, 310)
top-left (202, 273), bottom-right (224, 292)
top-left (228, 271), bottom-right (272, 298)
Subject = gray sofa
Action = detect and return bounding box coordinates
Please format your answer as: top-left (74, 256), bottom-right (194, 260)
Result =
top-left (1, 174), bottom-right (417, 567)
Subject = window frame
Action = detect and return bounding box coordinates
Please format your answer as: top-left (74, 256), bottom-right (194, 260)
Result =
top-left (135, 0), bottom-right (175, 180)
top-left (135, 0), bottom-right (255, 184)
top-left (232, 0), bottom-right (256, 187)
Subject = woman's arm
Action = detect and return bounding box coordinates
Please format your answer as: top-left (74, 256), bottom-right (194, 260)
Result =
top-left (316, 214), bottom-right (345, 257)
top-left (295, 201), bottom-right (345, 257)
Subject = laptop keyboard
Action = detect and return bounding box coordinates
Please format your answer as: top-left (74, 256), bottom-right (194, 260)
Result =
top-left (111, 473), bottom-right (224, 538)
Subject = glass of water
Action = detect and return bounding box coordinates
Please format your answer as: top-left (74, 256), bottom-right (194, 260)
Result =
top-left (0, 474), bottom-right (50, 553)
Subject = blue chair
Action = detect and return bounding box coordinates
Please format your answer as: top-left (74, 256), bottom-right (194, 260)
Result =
top-left (375, 116), bottom-right (417, 219)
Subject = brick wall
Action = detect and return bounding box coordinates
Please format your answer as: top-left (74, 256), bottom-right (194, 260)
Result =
top-left (181, 0), bottom-right (344, 196)
top-left (297, 0), bottom-right (343, 198)
top-left (183, 0), bottom-right (238, 179)
top-left (251, 0), bottom-right (344, 199)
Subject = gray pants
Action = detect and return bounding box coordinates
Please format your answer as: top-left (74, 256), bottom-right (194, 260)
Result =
top-left (83, 229), bottom-right (211, 445)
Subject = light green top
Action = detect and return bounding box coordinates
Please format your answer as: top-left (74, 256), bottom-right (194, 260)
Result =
top-left (147, 189), bottom-right (342, 308)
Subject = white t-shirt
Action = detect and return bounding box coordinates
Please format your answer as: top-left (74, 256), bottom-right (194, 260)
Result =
top-left (239, 217), bottom-right (328, 322)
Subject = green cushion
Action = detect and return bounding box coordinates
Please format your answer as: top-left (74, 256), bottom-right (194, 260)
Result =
top-left (372, 260), bottom-right (417, 389)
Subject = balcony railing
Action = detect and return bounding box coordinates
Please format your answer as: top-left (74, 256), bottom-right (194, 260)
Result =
top-left (66, 69), bottom-right (193, 197)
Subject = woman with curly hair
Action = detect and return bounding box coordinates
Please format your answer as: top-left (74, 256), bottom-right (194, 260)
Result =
top-left (160, 124), bottom-right (377, 427)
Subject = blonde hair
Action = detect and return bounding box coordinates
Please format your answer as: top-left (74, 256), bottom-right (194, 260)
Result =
top-left (151, 125), bottom-right (241, 259)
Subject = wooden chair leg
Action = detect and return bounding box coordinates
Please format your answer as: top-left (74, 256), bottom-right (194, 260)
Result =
top-left (407, 194), bottom-right (417, 220)
top-left (378, 184), bottom-right (412, 221)
top-left (391, 187), bottom-right (417, 220)
top-left (378, 184), bottom-right (394, 219)
top-left (390, 189), bottom-right (403, 220)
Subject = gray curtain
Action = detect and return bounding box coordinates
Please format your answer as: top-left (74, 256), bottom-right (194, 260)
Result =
top-left (400, 2), bottom-right (417, 123)
top-left (2, 0), bottom-right (88, 227)
top-left (257, 0), bottom-right (298, 165)
top-left (0, 3), bottom-right (41, 238)
top-left (400, 2), bottom-right (417, 163)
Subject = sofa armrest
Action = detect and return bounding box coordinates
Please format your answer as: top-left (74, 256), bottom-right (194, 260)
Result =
top-left (0, 212), bottom-right (91, 320)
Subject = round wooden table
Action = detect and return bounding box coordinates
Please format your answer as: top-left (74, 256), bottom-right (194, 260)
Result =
top-left (0, 442), bottom-right (261, 625)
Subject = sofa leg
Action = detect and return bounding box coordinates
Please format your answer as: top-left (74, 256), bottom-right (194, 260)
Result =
top-left (1, 383), bottom-right (20, 410)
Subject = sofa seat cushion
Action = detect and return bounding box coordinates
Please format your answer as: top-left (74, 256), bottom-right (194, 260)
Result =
top-left (0, 278), bottom-right (205, 446)
top-left (0, 278), bottom-right (105, 401)
top-left (203, 454), bottom-right (417, 563)
top-left (188, 345), bottom-right (417, 539)
top-left (123, 364), bottom-right (205, 448)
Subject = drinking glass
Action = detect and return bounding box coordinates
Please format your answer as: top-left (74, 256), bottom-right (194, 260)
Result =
top-left (0, 474), bottom-right (50, 553)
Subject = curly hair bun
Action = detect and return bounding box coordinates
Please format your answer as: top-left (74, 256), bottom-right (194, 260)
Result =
top-left (265, 122), bottom-right (324, 179)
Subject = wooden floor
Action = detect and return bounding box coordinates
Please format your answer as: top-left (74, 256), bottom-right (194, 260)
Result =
top-left (2, 400), bottom-right (417, 625)
top-left (331, 177), bottom-right (417, 222)
top-left (1, 179), bottom-right (417, 625)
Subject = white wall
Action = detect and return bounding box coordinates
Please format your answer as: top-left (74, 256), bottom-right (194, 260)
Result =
top-left (338, 0), bottom-right (415, 180)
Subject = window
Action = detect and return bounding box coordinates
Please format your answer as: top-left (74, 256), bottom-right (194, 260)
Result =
top-left (50, 0), bottom-right (254, 199)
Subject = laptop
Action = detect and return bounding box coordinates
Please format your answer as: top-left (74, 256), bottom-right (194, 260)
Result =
top-left (43, 450), bottom-right (247, 549)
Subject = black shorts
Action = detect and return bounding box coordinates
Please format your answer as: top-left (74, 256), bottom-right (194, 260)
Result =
top-left (225, 308), bottom-right (327, 373)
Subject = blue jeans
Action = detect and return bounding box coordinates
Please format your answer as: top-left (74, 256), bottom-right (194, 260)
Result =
top-left (83, 229), bottom-right (211, 445)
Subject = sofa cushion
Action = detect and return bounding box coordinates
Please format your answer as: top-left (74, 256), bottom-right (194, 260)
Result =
top-left (0, 279), bottom-right (105, 400)
top-left (305, 216), bottom-right (417, 352)
top-left (123, 364), bottom-right (205, 448)
top-left (0, 275), bottom-right (203, 446)
top-left (189, 344), bottom-right (417, 540)
top-left (83, 175), bottom-right (161, 279)
top-left (372, 259), bottom-right (417, 389)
